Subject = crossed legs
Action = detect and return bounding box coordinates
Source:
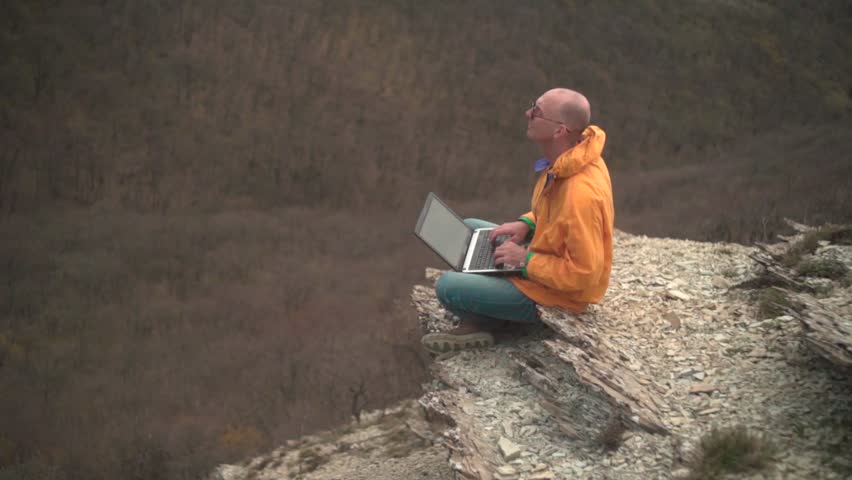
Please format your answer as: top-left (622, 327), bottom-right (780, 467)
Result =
top-left (421, 219), bottom-right (539, 354)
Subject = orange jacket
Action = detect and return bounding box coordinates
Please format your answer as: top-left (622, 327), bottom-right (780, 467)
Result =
top-left (510, 125), bottom-right (614, 313)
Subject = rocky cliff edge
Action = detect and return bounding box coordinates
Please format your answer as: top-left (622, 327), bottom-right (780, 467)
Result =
top-left (215, 223), bottom-right (851, 479)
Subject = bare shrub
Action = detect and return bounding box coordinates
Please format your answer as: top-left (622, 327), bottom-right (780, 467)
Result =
top-left (349, 378), bottom-right (368, 423)
top-left (596, 416), bottom-right (626, 452)
top-left (115, 435), bottom-right (171, 480)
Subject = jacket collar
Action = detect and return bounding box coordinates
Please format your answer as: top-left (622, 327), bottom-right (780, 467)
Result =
top-left (549, 125), bottom-right (606, 178)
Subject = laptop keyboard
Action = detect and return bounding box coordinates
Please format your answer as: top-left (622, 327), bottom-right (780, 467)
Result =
top-left (470, 233), bottom-right (510, 270)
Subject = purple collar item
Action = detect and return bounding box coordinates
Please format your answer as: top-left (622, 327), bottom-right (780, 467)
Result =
top-left (533, 157), bottom-right (550, 173)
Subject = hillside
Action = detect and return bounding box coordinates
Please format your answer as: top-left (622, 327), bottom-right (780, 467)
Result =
top-left (1, 1), bottom-right (851, 478)
top-left (2, 0), bottom-right (851, 219)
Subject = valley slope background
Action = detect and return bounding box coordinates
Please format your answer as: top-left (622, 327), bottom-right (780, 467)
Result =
top-left (1, 1), bottom-right (850, 478)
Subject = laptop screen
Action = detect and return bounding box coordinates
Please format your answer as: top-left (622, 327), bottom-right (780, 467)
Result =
top-left (415, 193), bottom-right (470, 269)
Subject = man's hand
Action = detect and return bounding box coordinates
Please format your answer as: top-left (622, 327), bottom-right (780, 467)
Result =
top-left (488, 221), bottom-right (529, 244)
top-left (494, 241), bottom-right (527, 269)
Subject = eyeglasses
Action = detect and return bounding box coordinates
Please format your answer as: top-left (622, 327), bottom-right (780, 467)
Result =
top-left (527, 101), bottom-right (567, 128)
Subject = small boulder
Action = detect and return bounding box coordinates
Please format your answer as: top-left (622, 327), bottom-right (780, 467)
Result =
top-left (666, 289), bottom-right (692, 301)
top-left (664, 312), bottom-right (682, 329)
top-left (498, 436), bottom-right (522, 461)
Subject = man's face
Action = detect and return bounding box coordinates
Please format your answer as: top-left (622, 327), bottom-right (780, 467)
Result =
top-left (525, 93), bottom-right (564, 143)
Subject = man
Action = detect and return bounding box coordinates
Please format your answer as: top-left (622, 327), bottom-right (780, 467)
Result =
top-left (421, 88), bottom-right (614, 354)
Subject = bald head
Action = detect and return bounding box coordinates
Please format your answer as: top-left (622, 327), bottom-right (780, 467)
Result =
top-left (544, 88), bottom-right (591, 132)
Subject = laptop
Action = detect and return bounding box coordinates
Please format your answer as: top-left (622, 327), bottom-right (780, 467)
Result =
top-left (414, 192), bottom-right (524, 274)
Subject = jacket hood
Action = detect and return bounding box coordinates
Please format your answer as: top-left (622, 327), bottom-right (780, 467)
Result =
top-left (550, 125), bottom-right (606, 178)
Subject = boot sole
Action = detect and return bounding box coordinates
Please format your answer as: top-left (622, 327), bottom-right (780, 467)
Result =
top-left (420, 332), bottom-right (495, 354)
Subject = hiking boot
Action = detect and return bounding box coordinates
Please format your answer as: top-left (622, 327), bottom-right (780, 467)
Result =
top-left (420, 331), bottom-right (494, 355)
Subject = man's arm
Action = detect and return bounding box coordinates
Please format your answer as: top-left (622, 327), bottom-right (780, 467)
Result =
top-left (523, 192), bottom-right (604, 291)
top-left (519, 212), bottom-right (536, 233)
top-left (517, 212), bottom-right (536, 243)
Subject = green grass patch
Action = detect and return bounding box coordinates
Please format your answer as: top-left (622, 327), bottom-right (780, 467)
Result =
top-left (813, 284), bottom-right (835, 298)
top-left (686, 426), bottom-right (776, 480)
top-left (721, 267), bottom-right (738, 279)
top-left (796, 258), bottom-right (849, 279)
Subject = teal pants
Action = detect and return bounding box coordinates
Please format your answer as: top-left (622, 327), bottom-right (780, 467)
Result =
top-left (435, 219), bottom-right (539, 323)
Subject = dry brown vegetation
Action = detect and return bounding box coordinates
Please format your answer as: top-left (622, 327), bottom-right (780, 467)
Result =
top-left (0, 209), bottom-right (434, 479)
top-left (1, 0), bottom-right (851, 478)
top-left (2, 0), bottom-right (851, 221)
top-left (685, 425), bottom-right (777, 479)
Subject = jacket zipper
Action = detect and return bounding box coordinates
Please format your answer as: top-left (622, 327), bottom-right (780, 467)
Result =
top-left (533, 172), bottom-right (557, 224)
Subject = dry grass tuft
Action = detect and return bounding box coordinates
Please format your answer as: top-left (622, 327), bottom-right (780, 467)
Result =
top-left (685, 426), bottom-right (776, 480)
top-left (757, 288), bottom-right (793, 319)
top-left (296, 446), bottom-right (329, 474)
top-left (384, 428), bottom-right (427, 459)
top-left (782, 232), bottom-right (821, 268)
top-left (596, 416), bottom-right (627, 452)
top-left (782, 226), bottom-right (852, 268)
